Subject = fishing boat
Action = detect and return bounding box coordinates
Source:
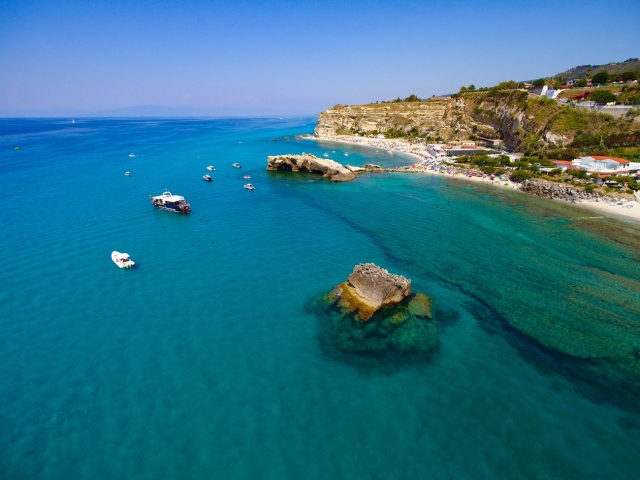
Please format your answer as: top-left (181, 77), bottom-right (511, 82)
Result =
top-left (150, 191), bottom-right (191, 213)
top-left (244, 183), bottom-right (255, 191)
top-left (232, 163), bottom-right (242, 168)
top-left (111, 251), bottom-right (135, 268)
top-left (203, 174), bottom-right (212, 182)
top-left (206, 166), bottom-right (215, 171)
top-left (125, 172), bottom-right (130, 176)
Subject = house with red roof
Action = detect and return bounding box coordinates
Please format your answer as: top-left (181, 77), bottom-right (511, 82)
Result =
top-left (571, 156), bottom-right (630, 174)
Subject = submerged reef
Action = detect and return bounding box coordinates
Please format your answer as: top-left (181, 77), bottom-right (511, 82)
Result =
top-left (323, 264), bottom-right (437, 355)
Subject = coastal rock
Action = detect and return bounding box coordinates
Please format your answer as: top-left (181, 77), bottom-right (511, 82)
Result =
top-left (266, 153), bottom-right (356, 182)
top-left (334, 263), bottom-right (412, 321)
top-left (364, 164), bottom-right (384, 172)
top-left (345, 164), bottom-right (366, 173)
top-left (321, 264), bottom-right (437, 356)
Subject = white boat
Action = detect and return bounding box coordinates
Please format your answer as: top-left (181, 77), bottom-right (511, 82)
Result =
top-left (203, 174), bottom-right (212, 182)
top-left (232, 163), bottom-right (242, 168)
top-left (344, 153), bottom-right (349, 157)
top-left (129, 153), bottom-right (135, 157)
top-left (125, 172), bottom-right (130, 176)
top-left (150, 191), bottom-right (191, 213)
top-left (323, 153), bottom-right (329, 157)
top-left (206, 166), bottom-right (215, 171)
top-left (243, 175), bottom-right (251, 179)
top-left (111, 251), bottom-right (135, 268)
top-left (72, 119), bottom-right (75, 124)
top-left (244, 183), bottom-right (255, 190)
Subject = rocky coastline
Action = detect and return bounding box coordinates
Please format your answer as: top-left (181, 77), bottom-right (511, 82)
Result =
top-left (266, 153), bottom-right (358, 182)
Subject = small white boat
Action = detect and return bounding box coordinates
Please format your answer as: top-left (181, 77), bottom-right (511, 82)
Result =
top-left (72, 119), bottom-right (75, 124)
top-left (206, 166), bottom-right (215, 171)
top-left (232, 163), bottom-right (242, 168)
top-left (323, 153), bottom-right (329, 157)
top-left (203, 174), bottom-right (212, 182)
top-left (129, 153), bottom-right (135, 157)
top-left (243, 175), bottom-right (251, 179)
top-left (111, 251), bottom-right (135, 269)
top-left (125, 172), bottom-right (130, 176)
top-left (344, 153), bottom-right (349, 157)
top-left (244, 183), bottom-right (255, 190)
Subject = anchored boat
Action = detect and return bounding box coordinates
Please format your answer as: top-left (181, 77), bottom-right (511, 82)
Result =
top-left (206, 165), bottom-right (215, 171)
top-left (232, 163), bottom-right (242, 168)
top-left (111, 251), bottom-right (135, 268)
top-left (244, 183), bottom-right (255, 190)
top-left (150, 191), bottom-right (191, 213)
top-left (203, 174), bottom-right (212, 182)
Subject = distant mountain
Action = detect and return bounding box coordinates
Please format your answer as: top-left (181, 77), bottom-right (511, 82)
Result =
top-left (554, 58), bottom-right (640, 80)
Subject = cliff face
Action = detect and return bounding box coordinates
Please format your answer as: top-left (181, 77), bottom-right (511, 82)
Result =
top-left (315, 91), bottom-right (640, 152)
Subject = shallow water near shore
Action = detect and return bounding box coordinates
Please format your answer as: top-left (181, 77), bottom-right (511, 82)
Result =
top-left (1, 117), bottom-right (640, 479)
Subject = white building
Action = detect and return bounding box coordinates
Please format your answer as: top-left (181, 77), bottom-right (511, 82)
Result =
top-left (571, 156), bottom-right (630, 174)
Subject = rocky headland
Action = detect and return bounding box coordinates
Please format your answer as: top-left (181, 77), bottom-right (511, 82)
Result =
top-left (315, 90), bottom-right (639, 152)
top-left (323, 264), bottom-right (436, 355)
top-left (266, 153), bottom-right (358, 182)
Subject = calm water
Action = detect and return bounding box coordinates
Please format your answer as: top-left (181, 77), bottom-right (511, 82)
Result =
top-left (1, 118), bottom-right (640, 479)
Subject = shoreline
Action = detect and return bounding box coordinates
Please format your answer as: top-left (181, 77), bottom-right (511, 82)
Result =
top-left (307, 134), bottom-right (640, 224)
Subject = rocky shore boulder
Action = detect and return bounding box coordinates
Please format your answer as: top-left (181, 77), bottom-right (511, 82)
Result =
top-left (266, 153), bottom-right (357, 182)
top-left (333, 263), bottom-right (412, 321)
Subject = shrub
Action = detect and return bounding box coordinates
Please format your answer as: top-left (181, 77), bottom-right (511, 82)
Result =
top-left (589, 90), bottom-right (617, 104)
top-left (511, 170), bottom-right (533, 182)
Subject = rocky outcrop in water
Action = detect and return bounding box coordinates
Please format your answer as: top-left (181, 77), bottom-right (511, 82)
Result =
top-left (266, 154), bottom-right (357, 182)
top-left (332, 263), bottom-right (413, 321)
top-left (322, 264), bottom-right (436, 355)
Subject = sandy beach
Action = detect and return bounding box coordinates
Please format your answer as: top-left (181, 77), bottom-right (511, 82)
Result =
top-left (310, 134), bottom-right (640, 224)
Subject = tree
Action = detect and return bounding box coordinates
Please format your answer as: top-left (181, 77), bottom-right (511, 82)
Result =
top-left (468, 84), bottom-right (476, 92)
top-left (591, 71), bottom-right (609, 85)
top-left (459, 86), bottom-right (467, 93)
top-left (404, 94), bottom-right (420, 102)
top-left (511, 170), bottom-right (532, 182)
top-left (532, 78), bottom-right (546, 87)
top-left (622, 71), bottom-right (639, 81)
top-left (576, 79), bottom-right (588, 88)
top-left (589, 90), bottom-right (617, 104)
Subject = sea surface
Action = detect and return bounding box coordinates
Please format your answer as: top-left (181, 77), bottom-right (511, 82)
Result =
top-left (1, 117), bottom-right (640, 479)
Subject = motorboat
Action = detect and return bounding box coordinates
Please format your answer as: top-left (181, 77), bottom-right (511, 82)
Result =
top-left (206, 166), bottom-right (215, 171)
top-left (232, 163), bottom-right (242, 168)
top-left (203, 174), bottom-right (212, 182)
top-left (150, 191), bottom-right (191, 213)
top-left (323, 153), bottom-right (329, 157)
top-left (111, 251), bottom-right (135, 268)
top-left (129, 153), bottom-right (135, 157)
top-left (125, 172), bottom-right (131, 176)
top-left (344, 153), bottom-right (349, 156)
top-left (243, 175), bottom-right (251, 180)
top-left (244, 183), bottom-right (255, 191)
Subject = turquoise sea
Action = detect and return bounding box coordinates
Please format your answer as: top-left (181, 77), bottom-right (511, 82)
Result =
top-left (1, 117), bottom-right (640, 479)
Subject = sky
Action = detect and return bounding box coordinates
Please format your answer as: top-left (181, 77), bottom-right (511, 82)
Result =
top-left (1, 0), bottom-right (639, 116)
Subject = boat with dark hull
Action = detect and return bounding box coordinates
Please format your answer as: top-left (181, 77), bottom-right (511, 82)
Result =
top-left (203, 174), bottom-right (212, 182)
top-left (150, 191), bottom-right (191, 213)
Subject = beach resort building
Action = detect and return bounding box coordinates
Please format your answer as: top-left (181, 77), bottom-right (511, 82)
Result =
top-left (570, 156), bottom-right (631, 174)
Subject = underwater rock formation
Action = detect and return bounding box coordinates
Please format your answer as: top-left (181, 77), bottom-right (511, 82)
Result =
top-left (333, 263), bottom-right (412, 321)
top-left (266, 153), bottom-right (357, 182)
top-left (322, 264), bottom-right (436, 356)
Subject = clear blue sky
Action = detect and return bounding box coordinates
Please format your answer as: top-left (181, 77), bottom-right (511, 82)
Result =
top-left (1, 0), bottom-right (639, 115)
